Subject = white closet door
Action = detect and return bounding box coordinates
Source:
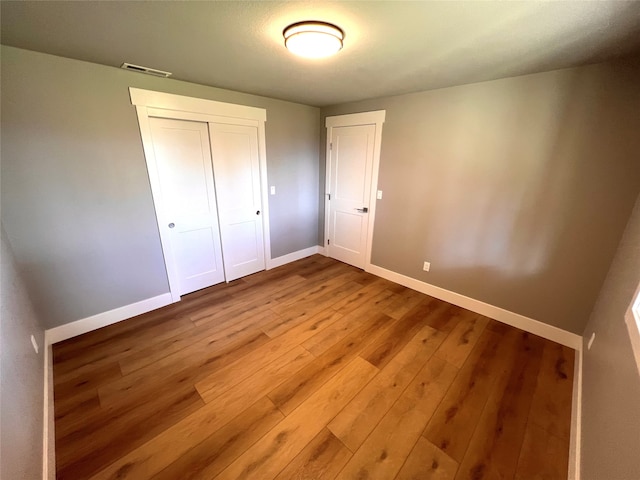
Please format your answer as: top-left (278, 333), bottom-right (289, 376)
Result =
top-left (327, 124), bottom-right (376, 268)
top-left (148, 117), bottom-right (225, 295)
top-left (209, 123), bottom-right (265, 281)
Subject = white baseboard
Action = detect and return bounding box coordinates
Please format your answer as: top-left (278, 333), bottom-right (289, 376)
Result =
top-left (45, 293), bottom-right (174, 345)
top-left (267, 245), bottom-right (324, 270)
top-left (46, 247), bottom-right (330, 346)
top-left (365, 263), bottom-right (582, 350)
top-left (569, 345), bottom-right (583, 480)
top-left (42, 253), bottom-right (583, 479)
top-left (42, 293), bottom-right (175, 476)
top-left (41, 248), bottom-right (330, 476)
top-left (46, 246), bottom-right (330, 345)
top-left (365, 262), bottom-right (584, 479)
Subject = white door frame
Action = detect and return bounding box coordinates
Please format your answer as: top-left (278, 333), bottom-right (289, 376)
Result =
top-left (324, 110), bottom-right (386, 271)
top-left (130, 87), bottom-right (271, 303)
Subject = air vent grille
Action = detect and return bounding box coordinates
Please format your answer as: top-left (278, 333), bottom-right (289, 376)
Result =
top-left (121, 63), bottom-right (172, 78)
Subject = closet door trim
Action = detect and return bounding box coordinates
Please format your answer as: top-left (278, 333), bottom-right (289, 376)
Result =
top-left (130, 88), bottom-right (271, 303)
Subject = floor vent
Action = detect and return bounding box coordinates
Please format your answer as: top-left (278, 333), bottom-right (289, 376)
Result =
top-left (120, 63), bottom-right (172, 78)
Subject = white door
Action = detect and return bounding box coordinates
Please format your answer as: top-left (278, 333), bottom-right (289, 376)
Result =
top-left (326, 124), bottom-right (376, 268)
top-left (209, 123), bottom-right (265, 281)
top-left (148, 117), bottom-right (225, 295)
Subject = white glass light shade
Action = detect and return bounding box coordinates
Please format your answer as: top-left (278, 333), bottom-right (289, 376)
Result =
top-left (283, 21), bottom-right (344, 58)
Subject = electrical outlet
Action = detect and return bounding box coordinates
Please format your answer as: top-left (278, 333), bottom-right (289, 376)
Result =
top-left (270, 186), bottom-right (276, 195)
top-left (30, 334), bottom-right (39, 354)
top-left (588, 332), bottom-right (596, 350)
top-left (377, 190), bottom-right (383, 200)
top-left (423, 261), bottom-right (430, 272)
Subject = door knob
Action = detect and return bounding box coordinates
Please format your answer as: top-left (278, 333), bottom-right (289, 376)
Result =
top-left (356, 207), bottom-right (368, 213)
top-left (168, 223), bottom-right (175, 228)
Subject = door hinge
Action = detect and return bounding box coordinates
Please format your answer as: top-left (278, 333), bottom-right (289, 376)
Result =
top-left (327, 193), bottom-right (331, 200)
top-left (330, 142), bottom-right (333, 151)
top-left (327, 239), bottom-right (330, 245)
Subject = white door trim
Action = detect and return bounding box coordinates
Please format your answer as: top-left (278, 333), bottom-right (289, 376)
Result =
top-left (130, 88), bottom-right (267, 121)
top-left (130, 88), bottom-right (271, 302)
top-left (325, 110), bottom-right (386, 270)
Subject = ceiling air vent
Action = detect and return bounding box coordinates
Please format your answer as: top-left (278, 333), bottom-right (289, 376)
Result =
top-left (120, 63), bottom-right (172, 78)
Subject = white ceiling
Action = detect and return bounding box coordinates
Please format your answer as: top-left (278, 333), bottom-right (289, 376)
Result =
top-left (2, 1), bottom-right (640, 107)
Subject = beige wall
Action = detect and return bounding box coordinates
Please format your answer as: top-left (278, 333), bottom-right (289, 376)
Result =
top-left (321, 60), bottom-right (640, 334)
top-left (581, 193), bottom-right (640, 479)
top-left (1, 224), bottom-right (45, 479)
top-left (1, 46), bottom-right (320, 329)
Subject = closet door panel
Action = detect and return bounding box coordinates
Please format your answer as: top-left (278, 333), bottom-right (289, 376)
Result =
top-left (148, 117), bottom-right (225, 294)
top-left (209, 123), bottom-right (265, 281)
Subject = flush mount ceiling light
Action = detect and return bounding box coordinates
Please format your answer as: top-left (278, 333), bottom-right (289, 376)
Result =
top-left (283, 21), bottom-right (344, 58)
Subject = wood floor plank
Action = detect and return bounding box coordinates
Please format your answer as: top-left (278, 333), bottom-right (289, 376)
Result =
top-left (54, 362), bottom-right (122, 399)
top-left (190, 292), bottom-right (280, 328)
top-left (335, 356), bottom-right (458, 480)
top-left (528, 342), bottom-right (575, 441)
top-left (187, 267), bottom-right (328, 322)
top-left (215, 356), bottom-right (379, 480)
top-left (52, 315), bottom-right (196, 380)
top-left (374, 286), bottom-right (426, 320)
top-left (423, 327), bottom-right (521, 463)
top-left (90, 346), bottom-right (314, 480)
top-left (273, 428), bottom-right (352, 480)
top-left (434, 312), bottom-right (489, 368)
top-left (329, 278), bottom-right (389, 315)
top-left (119, 306), bottom-right (280, 375)
top-left (230, 272), bottom-right (307, 300)
top-left (189, 274), bottom-right (305, 326)
top-left (423, 304), bottom-right (467, 334)
top-left (485, 319), bottom-right (513, 335)
top-left (270, 270), bottom-right (361, 309)
top-left (262, 304), bottom-right (343, 340)
top-left (195, 309), bottom-right (343, 401)
top-left (454, 332), bottom-right (545, 480)
top-left (53, 278), bottom-right (247, 361)
top-left (300, 296), bottom-right (393, 356)
top-left (242, 255), bottom-right (333, 283)
top-left (268, 267), bottom-right (358, 309)
top-left (52, 256), bottom-right (574, 480)
top-left (54, 388), bottom-right (102, 439)
top-left (395, 437), bottom-right (459, 480)
top-left (269, 279), bottom-right (364, 324)
top-left (514, 422), bottom-right (570, 480)
top-left (52, 310), bottom-right (193, 362)
top-left (360, 297), bottom-right (449, 369)
top-left (267, 311), bottom-right (392, 415)
top-left (57, 387), bottom-right (204, 480)
top-left (261, 276), bottom-right (363, 340)
top-left (98, 329), bottom-right (271, 408)
top-left (328, 323), bottom-right (445, 451)
top-left (346, 269), bottom-right (381, 286)
top-left (276, 256), bottom-right (345, 281)
top-left (294, 259), bottom-right (356, 282)
top-left (152, 396), bottom-right (284, 480)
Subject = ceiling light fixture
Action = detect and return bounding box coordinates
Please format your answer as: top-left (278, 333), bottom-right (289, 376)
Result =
top-left (283, 21), bottom-right (344, 58)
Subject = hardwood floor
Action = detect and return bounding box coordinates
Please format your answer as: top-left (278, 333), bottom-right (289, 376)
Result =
top-left (53, 255), bottom-right (574, 480)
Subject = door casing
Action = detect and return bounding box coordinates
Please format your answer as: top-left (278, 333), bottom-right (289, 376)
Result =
top-left (324, 110), bottom-right (386, 270)
top-left (130, 87), bottom-right (271, 303)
